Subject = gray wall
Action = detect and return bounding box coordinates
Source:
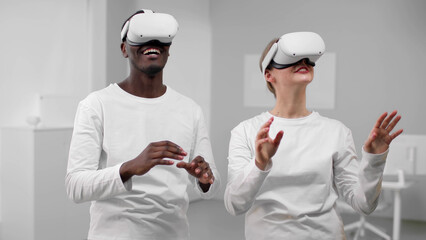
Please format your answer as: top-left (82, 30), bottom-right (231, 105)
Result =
top-left (105, 1), bottom-right (134, 86)
top-left (210, 0), bottom-right (426, 198)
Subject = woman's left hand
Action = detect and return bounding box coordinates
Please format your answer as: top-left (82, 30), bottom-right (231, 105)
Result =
top-left (364, 110), bottom-right (403, 154)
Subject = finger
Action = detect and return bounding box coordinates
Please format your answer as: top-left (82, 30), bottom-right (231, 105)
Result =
top-left (365, 131), bottom-right (378, 148)
top-left (202, 162), bottom-right (210, 172)
top-left (256, 127), bottom-right (270, 141)
top-left (199, 166), bottom-right (213, 178)
top-left (185, 156), bottom-right (204, 174)
top-left (261, 117), bottom-right (274, 129)
top-left (208, 175), bottom-right (215, 184)
top-left (257, 117), bottom-right (274, 137)
top-left (190, 156), bottom-right (205, 166)
top-left (196, 160), bottom-right (209, 170)
top-left (151, 150), bottom-right (185, 161)
top-left (381, 110), bottom-right (397, 129)
top-left (201, 171), bottom-right (214, 184)
top-left (152, 144), bottom-right (187, 157)
top-left (195, 161), bottom-right (209, 175)
top-left (177, 161), bottom-right (201, 177)
top-left (390, 129), bottom-right (404, 141)
top-left (386, 115), bottom-right (401, 133)
top-left (176, 161), bottom-right (190, 169)
top-left (273, 130), bottom-right (284, 146)
top-left (152, 141), bottom-right (187, 156)
top-left (256, 138), bottom-right (270, 150)
top-left (154, 159), bottom-right (175, 166)
top-left (374, 112), bottom-right (388, 129)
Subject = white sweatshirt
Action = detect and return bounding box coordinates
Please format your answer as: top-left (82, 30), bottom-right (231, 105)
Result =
top-left (225, 111), bottom-right (387, 240)
top-left (66, 84), bottom-right (220, 240)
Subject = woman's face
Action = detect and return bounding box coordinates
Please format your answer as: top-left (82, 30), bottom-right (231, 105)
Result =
top-left (269, 59), bottom-right (314, 89)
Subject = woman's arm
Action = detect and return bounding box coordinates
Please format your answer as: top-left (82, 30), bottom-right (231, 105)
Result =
top-left (224, 118), bottom-right (283, 215)
top-left (334, 111), bottom-right (402, 215)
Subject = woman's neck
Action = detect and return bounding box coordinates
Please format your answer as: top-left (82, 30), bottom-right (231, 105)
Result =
top-left (270, 87), bottom-right (310, 119)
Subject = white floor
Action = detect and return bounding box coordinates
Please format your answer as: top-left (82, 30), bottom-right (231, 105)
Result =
top-left (188, 199), bottom-right (426, 240)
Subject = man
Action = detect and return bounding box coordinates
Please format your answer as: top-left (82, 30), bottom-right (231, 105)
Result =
top-left (66, 9), bottom-right (220, 240)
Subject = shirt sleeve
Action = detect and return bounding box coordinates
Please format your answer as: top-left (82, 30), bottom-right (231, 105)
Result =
top-left (333, 129), bottom-right (387, 215)
top-left (224, 123), bottom-right (272, 216)
top-left (65, 100), bottom-right (132, 204)
top-left (189, 107), bottom-right (221, 199)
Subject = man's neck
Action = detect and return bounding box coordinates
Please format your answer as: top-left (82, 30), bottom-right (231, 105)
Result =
top-left (118, 73), bottom-right (166, 98)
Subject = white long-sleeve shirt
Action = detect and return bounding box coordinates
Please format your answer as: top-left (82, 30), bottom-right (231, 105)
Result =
top-left (225, 111), bottom-right (387, 240)
top-left (66, 84), bottom-right (220, 240)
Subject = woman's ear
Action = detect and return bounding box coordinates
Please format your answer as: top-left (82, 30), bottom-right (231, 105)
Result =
top-left (121, 42), bottom-right (128, 58)
top-left (264, 69), bottom-right (275, 84)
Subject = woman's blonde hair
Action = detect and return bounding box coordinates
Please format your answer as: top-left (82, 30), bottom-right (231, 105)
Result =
top-left (259, 38), bottom-right (279, 97)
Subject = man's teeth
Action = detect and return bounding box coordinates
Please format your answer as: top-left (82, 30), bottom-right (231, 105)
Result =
top-left (143, 49), bottom-right (160, 55)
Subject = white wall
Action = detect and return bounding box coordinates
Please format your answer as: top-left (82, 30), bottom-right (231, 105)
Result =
top-left (0, 0), bottom-right (91, 127)
top-left (0, 0), bottom-right (93, 222)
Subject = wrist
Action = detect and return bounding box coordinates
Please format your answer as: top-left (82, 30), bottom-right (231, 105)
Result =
top-left (255, 159), bottom-right (268, 171)
top-left (120, 161), bottom-right (134, 183)
top-left (198, 181), bottom-right (211, 193)
top-left (363, 145), bottom-right (389, 155)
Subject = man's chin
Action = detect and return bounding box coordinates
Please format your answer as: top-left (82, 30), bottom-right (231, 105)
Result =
top-left (143, 65), bottom-right (164, 76)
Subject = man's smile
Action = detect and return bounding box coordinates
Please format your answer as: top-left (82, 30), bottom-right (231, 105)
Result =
top-left (142, 48), bottom-right (161, 55)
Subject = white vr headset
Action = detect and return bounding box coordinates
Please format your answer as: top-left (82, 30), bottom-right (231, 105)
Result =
top-left (120, 9), bottom-right (179, 46)
top-left (261, 32), bottom-right (326, 74)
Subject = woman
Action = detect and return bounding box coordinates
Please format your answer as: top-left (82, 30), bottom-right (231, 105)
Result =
top-left (224, 32), bottom-right (403, 240)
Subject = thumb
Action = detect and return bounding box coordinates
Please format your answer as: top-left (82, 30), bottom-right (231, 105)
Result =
top-left (365, 131), bottom-right (377, 148)
top-left (176, 162), bottom-right (189, 169)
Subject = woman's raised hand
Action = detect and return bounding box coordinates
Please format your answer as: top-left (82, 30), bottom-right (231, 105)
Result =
top-left (364, 110), bottom-right (403, 154)
top-left (255, 117), bottom-right (284, 170)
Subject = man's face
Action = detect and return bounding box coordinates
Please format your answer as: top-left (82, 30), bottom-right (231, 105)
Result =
top-left (123, 41), bottom-right (170, 76)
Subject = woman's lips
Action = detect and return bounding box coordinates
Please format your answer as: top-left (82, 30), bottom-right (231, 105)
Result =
top-left (295, 66), bottom-right (309, 73)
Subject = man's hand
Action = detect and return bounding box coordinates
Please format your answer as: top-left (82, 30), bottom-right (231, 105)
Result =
top-left (255, 117), bottom-right (284, 170)
top-left (364, 110), bottom-right (403, 154)
top-left (176, 156), bottom-right (214, 192)
top-left (120, 140), bottom-right (187, 183)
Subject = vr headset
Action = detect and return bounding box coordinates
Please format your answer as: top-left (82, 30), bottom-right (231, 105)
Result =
top-left (120, 9), bottom-right (179, 46)
top-left (261, 32), bottom-right (325, 74)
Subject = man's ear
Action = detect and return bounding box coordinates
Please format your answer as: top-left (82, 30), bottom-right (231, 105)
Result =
top-left (121, 42), bottom-right (128, 58)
